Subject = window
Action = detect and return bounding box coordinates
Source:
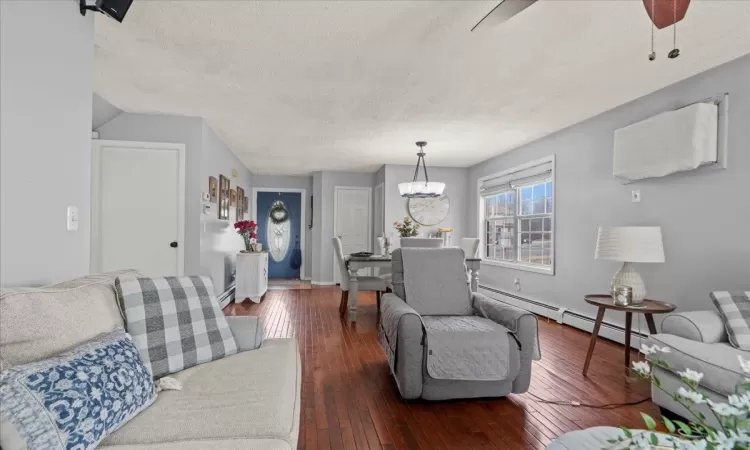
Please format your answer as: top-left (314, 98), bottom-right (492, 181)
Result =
top-left (479, 157), bottom-right (554, 274)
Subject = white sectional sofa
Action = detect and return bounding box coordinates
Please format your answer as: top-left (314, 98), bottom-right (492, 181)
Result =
top-left (0, 271), bottom-right (300, 449)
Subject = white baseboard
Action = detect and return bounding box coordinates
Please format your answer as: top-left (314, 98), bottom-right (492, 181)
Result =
top-left (300, 276), bottom-right (312, 281)
top-left (218, 282), bottom-right (236, 309)
top-left (311, 280), bottom-right (336, 286)
top-left (478, 284), bottom-right (649, 349)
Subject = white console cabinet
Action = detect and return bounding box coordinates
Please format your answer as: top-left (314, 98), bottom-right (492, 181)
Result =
top-left (235, 251), bottom-right (268, 303)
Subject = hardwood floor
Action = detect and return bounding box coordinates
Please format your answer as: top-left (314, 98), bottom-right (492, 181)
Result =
top-left (225, 287), bottom-right (660, 449)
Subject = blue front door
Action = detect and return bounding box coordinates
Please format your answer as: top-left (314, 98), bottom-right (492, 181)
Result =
top-left (256, 192), bottom-right (302, 278)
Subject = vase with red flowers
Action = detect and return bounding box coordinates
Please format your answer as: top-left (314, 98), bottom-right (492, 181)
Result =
top-left (234, 220), bottom-right (259, 252)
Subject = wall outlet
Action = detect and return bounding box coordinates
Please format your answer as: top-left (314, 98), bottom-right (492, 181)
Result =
top-left (631, 189), bottom-right (641, 203)
top-left (66, 205), bottom-right (79, 231)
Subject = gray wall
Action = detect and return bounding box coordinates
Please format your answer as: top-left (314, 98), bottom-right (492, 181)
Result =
top-left (200, 122), bottom-right (253, 292)
top-left (468, 54), bottom-right (750, 331)
top-left (384, 165), bottom-right (469, 246)
top-left (0, 1), bottom-right (94, 286)
top-left (92, 93), bottom-right (122, 130)
top-left (250, 174), bottom-right (313, 279)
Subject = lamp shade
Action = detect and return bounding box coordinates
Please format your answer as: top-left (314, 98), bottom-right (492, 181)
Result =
top-left (595, 226), bottom-right (665, 263)
top-left (398, 181), bottom-right (445, 198)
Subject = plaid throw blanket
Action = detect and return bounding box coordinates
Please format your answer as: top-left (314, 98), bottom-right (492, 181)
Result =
top-left (116, 276), bottom-right (237, 378)
top-left (711, 291), bottom-right (750, 350)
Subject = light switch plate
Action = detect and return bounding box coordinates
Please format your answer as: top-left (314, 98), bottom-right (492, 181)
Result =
top-left (631, 189), bottom-right (641, 203)
top-left (66, 205), bottom-right (79, 231)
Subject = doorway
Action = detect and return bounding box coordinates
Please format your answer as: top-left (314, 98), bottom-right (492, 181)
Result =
top-left (91, 140), bottom-right (186, 277)
top-left (253, 190), bottom-right (305, 279)
top-left (333, 186), bottom-right (372, 285)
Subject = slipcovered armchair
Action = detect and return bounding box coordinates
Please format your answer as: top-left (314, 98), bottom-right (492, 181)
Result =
top-left (378, 248), bottom-right (540, 400)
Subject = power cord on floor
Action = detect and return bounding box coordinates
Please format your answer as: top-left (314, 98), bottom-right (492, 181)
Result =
top-left (524, 391), bottom-right (651, 410)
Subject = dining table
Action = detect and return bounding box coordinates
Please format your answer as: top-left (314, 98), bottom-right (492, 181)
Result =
top-left (345, 254), bottom-right (482, 322)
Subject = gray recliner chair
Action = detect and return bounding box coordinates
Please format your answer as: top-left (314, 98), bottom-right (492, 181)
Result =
top-left (378, 248), bottom-right (539, 400)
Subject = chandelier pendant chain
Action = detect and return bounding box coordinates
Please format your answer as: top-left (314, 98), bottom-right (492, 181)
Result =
top-left (412, 142), bottom-right (430, 185)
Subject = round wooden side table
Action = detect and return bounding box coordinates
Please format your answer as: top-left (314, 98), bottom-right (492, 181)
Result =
top-left (582, 294), bottom-right (676, 377)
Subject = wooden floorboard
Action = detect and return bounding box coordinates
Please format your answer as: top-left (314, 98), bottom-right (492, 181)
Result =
top-left (225, 287), bottom-right (659, 449)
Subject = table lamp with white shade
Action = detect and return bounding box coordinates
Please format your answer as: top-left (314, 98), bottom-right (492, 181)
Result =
top-left (595, 226), bottom-right (665, 304)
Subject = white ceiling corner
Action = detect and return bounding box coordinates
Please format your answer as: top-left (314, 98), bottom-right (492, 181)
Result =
top-left (94, 0), bottom-right (750, 175)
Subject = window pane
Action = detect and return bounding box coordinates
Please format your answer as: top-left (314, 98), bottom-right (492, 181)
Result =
top-left (532, 183), bottom-right (545, 199)
top-left (542, 248), bottom-right (551, 265)
top-left (543, 232), bottom-right (552, 244)
top-left (530, 218), bottom-right (543, 232)
top-left (504, 247), bottom-right (515, 261)
top-left (519, 246), bottom-right (529, 262)
top-left (545, 182), bottom-right (553, 198)
top-left (543, 217), bottom-right (552, 231)
top-left (521, 186), bottom-right (532, 201)
top-left (546, 198), bottom-right (553, 213)
top-left (507, 192), bottom-right (516, 214)
top-left (485, 196), bottom-right (494, 218)
top-left (521, 200), bottom-right (532, 216)
top-left (533, 198), bottom-right (545, 214)
top-left (521, 218), bottom-right (530, 232)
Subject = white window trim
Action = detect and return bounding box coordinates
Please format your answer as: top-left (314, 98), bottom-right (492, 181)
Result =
top-left (477, 155), bottom-right (556, 276)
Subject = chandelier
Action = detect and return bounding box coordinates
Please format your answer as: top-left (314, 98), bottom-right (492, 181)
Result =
top-left (398, 141), bottom-right (445, 198)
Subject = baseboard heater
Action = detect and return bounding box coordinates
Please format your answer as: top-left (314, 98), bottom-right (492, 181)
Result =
top-left (478, 284), bottom-right (648, 342)
top-left (218, 282), bottom-right (236, 309)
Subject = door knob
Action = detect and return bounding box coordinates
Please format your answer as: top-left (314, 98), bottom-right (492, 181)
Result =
top-left (170, 241), bottom-right (178, 248)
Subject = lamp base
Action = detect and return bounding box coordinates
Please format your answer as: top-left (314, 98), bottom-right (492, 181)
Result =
top-left (611, 262), bottom-right (646, 304)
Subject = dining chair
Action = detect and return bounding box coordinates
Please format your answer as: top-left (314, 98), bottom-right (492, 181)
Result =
top-left (399, 237), bottom-right (443, 248)
top-left (460, 238), bottom-right (480, 258)
top-left (332, 237), bottom-right (387, 316)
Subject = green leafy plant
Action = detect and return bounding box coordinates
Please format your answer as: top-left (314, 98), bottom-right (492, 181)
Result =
top-left (393, 216), bottom-right (420, 238)
top-left (608, 346), bottom-right (749, 449)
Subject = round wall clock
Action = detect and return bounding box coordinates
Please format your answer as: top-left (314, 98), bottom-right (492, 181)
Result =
top-left (408, 194), bottom-right (450, 226)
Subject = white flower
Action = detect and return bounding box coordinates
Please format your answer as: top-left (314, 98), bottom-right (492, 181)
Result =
top-left (632, 360), bottom-right (651, 376)
top-left (677, 386), bottom-right (706, 404)
top-left (639, 344), bottom-right (670, 356)
top-left (727, 392), bottom-right (750, 410)
top-left (707, 430), bottom-right (750, 449)
top-left (677, 368), bottom-right (704, 384)
top-left (676, 439), bottom-right (707, 450)
top-left (738, 355), bottom-right (750, 375)
top-left (709, 401), bottom-right (745, 417)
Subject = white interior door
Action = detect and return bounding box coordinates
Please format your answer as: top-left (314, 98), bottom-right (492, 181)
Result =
top-left (334, 187), bottom-right (371, 284)
top-left (92, 140), bottom-right (185, 277)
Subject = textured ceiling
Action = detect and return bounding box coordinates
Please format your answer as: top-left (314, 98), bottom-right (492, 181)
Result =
top-left (94, 1), bottom-right (750, 175)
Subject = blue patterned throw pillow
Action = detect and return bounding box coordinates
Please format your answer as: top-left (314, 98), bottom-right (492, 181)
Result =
top-left (0, 328), bottom-right (156, 450)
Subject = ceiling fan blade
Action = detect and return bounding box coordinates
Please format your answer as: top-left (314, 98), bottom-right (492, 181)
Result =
top-left (471, 0), bottom-right (538, 32)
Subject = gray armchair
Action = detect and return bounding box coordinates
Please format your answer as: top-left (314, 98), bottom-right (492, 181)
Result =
top-left (378, 248), bottom-right (539, 400)
top-left (646, 310), bottom-right (749, 428)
